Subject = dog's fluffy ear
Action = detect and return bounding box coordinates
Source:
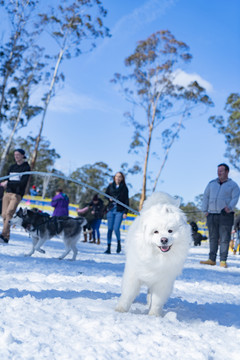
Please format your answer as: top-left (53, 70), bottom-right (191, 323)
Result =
top-left (165, 206), bottom-right (175, 214)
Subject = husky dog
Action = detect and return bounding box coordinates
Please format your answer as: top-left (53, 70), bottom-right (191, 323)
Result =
top-left (115, 192), bottom-right (191, 316)
top-left (10, 207), bottom-right (87, 260)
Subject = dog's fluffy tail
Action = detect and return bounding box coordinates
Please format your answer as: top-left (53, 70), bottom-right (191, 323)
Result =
top-left (142, 192), bottom-right (181, 212)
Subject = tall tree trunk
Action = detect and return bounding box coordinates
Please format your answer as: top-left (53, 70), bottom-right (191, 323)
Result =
top-left (0, 105), bottom-right (23, 175)
top-left (152, 111), bottom-right (185, 193)
top-left (25, 48), bottom-right (64, 195)
top-left (139, 123), bottom-right (153, 211)
top-left (30, 47), bottom-right (64, 170)
top-left (0, 32), bottom-right (19, 122)
top-left (139, 97), bottom-right (159, 210)
top-left (42, 174), bottom-right (51, 199)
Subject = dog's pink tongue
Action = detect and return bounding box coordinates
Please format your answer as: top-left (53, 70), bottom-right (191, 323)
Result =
top-left (161, 246), bottom-right (170, 252)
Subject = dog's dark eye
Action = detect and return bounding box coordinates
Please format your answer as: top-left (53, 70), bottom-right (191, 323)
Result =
top-left (168, 229), bottom-right (173, 233)
top-left (154, 230), bottom-right (159, 234)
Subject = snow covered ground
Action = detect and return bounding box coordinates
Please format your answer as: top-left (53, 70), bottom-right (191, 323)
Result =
top-left (0, 220), bottom-right (240, 360)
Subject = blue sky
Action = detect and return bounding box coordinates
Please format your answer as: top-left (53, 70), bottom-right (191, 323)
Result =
top-left (14, 0), bottom-right (240, 203)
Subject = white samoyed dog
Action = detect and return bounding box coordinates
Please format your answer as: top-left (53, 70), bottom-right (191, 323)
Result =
top-left (115, 192), bottom-right (191, 316)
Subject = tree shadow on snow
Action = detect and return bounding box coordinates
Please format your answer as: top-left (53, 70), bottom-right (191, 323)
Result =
top-left (0, 287), bottom-right (119, 301)
top-left (126, 292), bottom-right (240, 328)
top-left (0, 252), bottom-right (125, 277)
top-left (165, 297), bottom-right (240, 328)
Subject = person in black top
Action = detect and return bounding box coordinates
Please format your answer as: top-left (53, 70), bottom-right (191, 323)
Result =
top-left (104, 172), bottom-right (129, 254)
top-left (89, 194), bottom-right (104, 244)
top-left (0, 149), bottom-right (30, 243)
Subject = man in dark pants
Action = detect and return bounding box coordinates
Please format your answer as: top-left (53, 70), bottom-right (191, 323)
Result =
top-left (200, 163), bottom-right (240, 268)
top-left (0, 149), bottom-right (30, 243)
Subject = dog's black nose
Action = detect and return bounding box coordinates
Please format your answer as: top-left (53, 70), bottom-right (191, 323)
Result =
top-left (161, 237), bottom-right (168, 244)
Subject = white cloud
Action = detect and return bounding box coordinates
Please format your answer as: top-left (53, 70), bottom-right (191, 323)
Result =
top-left (172, 69), bottom-right (213, 92)
top-left (48, 86), bottom-right (112, 114)
top-left (94, 0), bottom-right (176, 55)
top-left (113, 0), bottom-right (176, 34)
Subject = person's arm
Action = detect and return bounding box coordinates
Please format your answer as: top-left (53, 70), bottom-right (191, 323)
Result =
top-left (51, 194), bottom-right (61, 207)
top-left (19, 163), bottom-right (31, 192)
top-left (202, 183), bottom-right (210, 216)
top-left (77, 206), bottom-right (89, 214)
top-left (0, 181), bottom-right (7, 189)
top-left (123, 186), bottom-right (129, 218)
top-left (228, 183), bottom-right (240, 212)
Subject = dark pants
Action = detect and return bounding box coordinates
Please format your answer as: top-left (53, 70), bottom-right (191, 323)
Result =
top-left (207, 213), bottom-right (234, 262)
top-left (92, 219), bottom-right (101, 240)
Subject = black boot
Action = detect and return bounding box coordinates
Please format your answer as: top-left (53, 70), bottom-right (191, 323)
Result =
top-left (116, 241), bottom-right (121, 253)
top-left (104, 244), bottom-right (111, 254)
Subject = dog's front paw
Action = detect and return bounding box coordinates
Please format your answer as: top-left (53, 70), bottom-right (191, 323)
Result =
top-left (37, 248), bottom-right (45, 254)
top-left (115, 304), bottom-right (127, 313)
top-left (148, 308), bottom-right (162, 317)
top-left (24, 253), bottom-right (32, 257)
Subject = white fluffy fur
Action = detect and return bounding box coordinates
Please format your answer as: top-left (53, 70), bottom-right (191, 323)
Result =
top-left (115, 192), bottom-right (191, 316)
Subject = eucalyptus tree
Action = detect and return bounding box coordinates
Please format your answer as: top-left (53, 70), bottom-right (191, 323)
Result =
top-left (180, 201), bottom-right (205, 223)
top-left (112, 30), bottom-right (213, 210)
top-left (0, 0), bottom-right (40, 125)
top-left (0, 135), bottom-right (60, 194)
top-left (209, 93), bottom-right (240, 171)
top-left (69, 161), bottom-right (113, 205)
top-left (0, 44), bottom-right (45, 175)
top-left (17, 135), bottom-right (60, 196)
top-left (30, 0), bottom-right (110, 171)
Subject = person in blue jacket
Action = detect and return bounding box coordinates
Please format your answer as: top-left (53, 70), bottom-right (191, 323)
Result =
top-left (30, 185), bottom-right (38, 196)
top-left (51, 188), bottom-right (69, 217)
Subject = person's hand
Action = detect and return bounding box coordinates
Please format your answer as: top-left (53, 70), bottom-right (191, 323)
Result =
top-left (224, 206), bottom-right (231, 213)
top-left (123, 213), bottom-right (127, 219)
top-left (0, 181), bottom-right (7, 189)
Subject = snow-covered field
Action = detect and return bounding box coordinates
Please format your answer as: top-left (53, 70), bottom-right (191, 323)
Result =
top-left (0, 220), bottom-right (240, 360)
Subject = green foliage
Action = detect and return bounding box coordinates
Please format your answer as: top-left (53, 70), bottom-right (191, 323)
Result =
top-left (30, 0), bottom-right (110, 171)
top-left (44, 168), bottom-right (68, 199)
top-left (38, 0), bottom-right (110, 61)
top-left (0, 0), bottom-right (41, 124)
top-left (209, 93), bottom-right (240, 170)
top-left (68, 161), bottom-right (113, 206)
top-left (112, 29), bottom-right (213, 209)
top-left (0, 135), bottom-right (60, 192)
top-left (129, 193), bottom-right (141, 212)
top-left (180, 201), bottom-right (205, 223)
